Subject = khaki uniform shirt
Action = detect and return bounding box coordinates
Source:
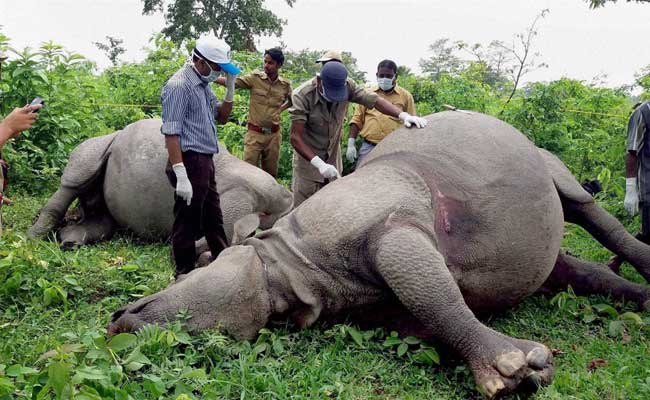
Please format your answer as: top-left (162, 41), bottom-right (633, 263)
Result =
top-left (236, 71), bottom-right (292, 128)
top-left (350, 84), bottom-right (416, 144)
top-left (289, 77), bottom-right (378, 182)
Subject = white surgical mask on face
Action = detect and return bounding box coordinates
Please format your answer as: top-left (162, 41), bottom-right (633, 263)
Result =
top-left (192, 55), bottom-right (222, 83)
top-left (377, 77), bottom-right (395, 91)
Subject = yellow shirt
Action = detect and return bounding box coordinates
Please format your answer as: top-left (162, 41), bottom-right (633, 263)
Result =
top-left (350, 85), bottom-right (416, 144)
top-left (236, 71), bottom-right (292, 128)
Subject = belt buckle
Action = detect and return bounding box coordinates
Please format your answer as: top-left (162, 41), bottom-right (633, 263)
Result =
top-left (261, 126), bottom-right (272, 134)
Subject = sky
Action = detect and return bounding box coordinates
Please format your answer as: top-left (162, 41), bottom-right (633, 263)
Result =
top-left (1, 0), bottom-right (650, 89)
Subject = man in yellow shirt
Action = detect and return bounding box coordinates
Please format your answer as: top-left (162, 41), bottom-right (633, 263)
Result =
top-left (347, 60), bottom-right (416, 167)
top-left (216, 48), bottom-right (292, 177)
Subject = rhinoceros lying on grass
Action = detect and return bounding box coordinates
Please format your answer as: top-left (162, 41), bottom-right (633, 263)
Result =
top-left (108, 112), bottom-right (650, 398)
top-left (28, 119), bottom-right (293, 249)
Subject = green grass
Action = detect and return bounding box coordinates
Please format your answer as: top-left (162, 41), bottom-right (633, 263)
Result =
top-left (0, 195), bottom-right (649, 399)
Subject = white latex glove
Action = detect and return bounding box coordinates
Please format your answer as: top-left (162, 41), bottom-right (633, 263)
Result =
top-left (624, 177), bottom-right (639, 216)
top-left (398, 112), bottom-right (428, 129)
top-left (310, 156), bottom-right (340, 180)
top-left (172, 163), bottom-right (193, 205)
top-left (224, 73), bottom-right (236, 102)
top-left (346, 138), bottom-right (357, 163)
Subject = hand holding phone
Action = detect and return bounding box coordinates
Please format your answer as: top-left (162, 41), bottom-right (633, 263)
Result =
top-left (28, 97), bottom-right (45, 112)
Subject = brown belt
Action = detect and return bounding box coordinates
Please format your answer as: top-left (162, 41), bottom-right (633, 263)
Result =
top-left (247, 122), bottom-right (280, 134)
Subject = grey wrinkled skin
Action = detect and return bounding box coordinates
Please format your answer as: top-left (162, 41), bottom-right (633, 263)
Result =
top-left (109, 112), bottom-right (650, 399)
top-left (28, 119), bottom-right (293, 249)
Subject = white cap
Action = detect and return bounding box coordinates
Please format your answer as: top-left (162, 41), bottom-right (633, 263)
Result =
top-left (194, 35), bottom-right (240, 75)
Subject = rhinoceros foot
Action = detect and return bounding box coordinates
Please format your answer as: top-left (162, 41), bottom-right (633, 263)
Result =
top-left (470, 335), bottom-right (554, 399)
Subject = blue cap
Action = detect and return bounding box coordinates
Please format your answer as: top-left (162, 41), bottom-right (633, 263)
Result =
top-left (219, 62), bottom-right (241, 75)
top-left (320, 61), bottom-right (348, 102)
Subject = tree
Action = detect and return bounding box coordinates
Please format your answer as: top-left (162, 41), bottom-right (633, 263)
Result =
top-left (419, 38), bottom-right (465, 82)
top-left (282, 49), bottom-right (366, 83)
top-left (587, 0), bottom-right (650, 8)
top-left (93, 36), bottom-right (126, 66)
top-left (141, 0), bottom-right (296, 51)
top-left (496, 9), bottom-right (549, 108)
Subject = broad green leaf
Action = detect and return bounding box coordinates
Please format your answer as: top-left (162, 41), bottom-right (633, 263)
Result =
top-left (253, 343), bottom-right (267, 355)
top-left (619, 312), bottom-right (643, 325)
top-left (122, 264), bottom-right (139, 272)
top-left (180, 368), bottom-right (206, 380)
top-left (123, 347), bottom-right (151, 366)
top-left (108, 333), bottom-right (137, 352)
top-left (608, 320), bottom-right (625, 337)
top-left (593, 304), bottom-right (618, 318)
top-left (382, 337), bottom-right (402, 347)
top-left (582, 313), bottom-right (597, 323)
top-left (63, 275), bottom-right (78, 286)
top-left (397, 343), bottom-right (409, 357)
top-left (404, 336), bottom-right (420, 345)
top-left (6, 364), bottom-right (38, 377)
top-left (48, 362), bottom-right (70, 398)
top-left (346, 327), bottom-right (364, 347)
top-left (126, 362), bottom-right (145, 371)
top-left (72, 366), bottom-right (107, 382)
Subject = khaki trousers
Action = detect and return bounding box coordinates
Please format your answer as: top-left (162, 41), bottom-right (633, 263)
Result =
top-left (243, 129), bottom-right (281, 177)
top-left (291, 174), bottom-right (327, 208)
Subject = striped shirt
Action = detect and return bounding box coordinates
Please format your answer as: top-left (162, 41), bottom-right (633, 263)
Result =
top-left (627, 102), bottom-right (650, 201)
top-left (161, 63), bottom-right (221, 154)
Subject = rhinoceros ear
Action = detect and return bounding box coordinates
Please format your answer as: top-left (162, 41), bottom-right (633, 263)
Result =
top-left (232, 213), bottom-right (261, 245)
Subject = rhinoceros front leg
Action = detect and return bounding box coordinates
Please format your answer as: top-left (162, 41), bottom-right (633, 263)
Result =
top-left (541, 252), bottom-right (650, 310)
top-left (562, 198), bottom-right (650, 282)
top-left (374, 228), bottom-right (553, 398)
top-left (28, 187), bottom-right (78, 238)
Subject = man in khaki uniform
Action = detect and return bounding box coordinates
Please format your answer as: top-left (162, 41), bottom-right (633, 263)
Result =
top-left (289, 61), bottom-right (427, 207)
top-left (347, 59), bottom-right (416, 167)
top-left (216, 48), bottom-right (292, 177)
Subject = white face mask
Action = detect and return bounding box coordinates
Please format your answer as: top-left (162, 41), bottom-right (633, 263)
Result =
top-left (377, 77), bottom-right (395, 91)
top-left (192, 54), bottom-right (222, 83)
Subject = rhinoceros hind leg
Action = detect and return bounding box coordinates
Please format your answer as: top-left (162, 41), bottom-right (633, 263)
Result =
top-left (374, 227), bottom-right (553, 398)
top-left (541, 252), bottom-right (650, 311)
top-left (28, 187), bottom-right (78, 239)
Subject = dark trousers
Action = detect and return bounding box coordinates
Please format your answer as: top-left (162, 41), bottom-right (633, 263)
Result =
top-left (166, 151), bottom-right (228, 276)
top-left (641, 201), bottom-right (650, 240)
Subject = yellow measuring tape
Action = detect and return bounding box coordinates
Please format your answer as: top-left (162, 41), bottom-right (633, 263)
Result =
top-left (82, 102), bottom-right (161, 109)
top-left (561, 108), bottom-right (628, 119)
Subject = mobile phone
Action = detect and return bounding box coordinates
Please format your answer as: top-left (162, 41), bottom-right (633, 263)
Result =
top-left (29, 96), bottom-right (45, 111)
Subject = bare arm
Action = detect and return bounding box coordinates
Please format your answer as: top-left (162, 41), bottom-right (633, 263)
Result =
top-left (0, 105), bottom-right (41, 152)
top-left (627, 151), bottom-right (638, 178)
top-left (217, 101), bottom-right (233, 125)
top-left (165, 135), bottom-right (183, 165)
top-left (349, 123), bottom-right (360, 140)
top-left (290, 120), bottom-right (317, 161)
top-left (214, 76), bottom-right (226, 86)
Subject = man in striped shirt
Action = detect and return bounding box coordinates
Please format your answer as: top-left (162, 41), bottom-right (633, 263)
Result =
top-left (609, 101), bottom-right (650, 273)
top-left (161, 36), bottom-right (240, 276)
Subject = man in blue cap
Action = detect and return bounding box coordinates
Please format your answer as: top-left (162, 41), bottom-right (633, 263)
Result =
top-left (160, 35), bottom-right (241, 276)
top-left (289, 61), bottom-right (427, 207)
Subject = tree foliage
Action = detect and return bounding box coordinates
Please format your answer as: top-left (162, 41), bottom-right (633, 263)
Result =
top-left (93, 36), bottom-right (126, 66)
top-left (141, 0), bottom-right (296, 51)
top-left (587, 0), bottom-right (650, 8)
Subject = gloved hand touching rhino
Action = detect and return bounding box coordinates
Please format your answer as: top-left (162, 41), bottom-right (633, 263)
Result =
top-left (28, 119), bottom-right (293, 249)
top-left (108, 112), bottom-right (650, 398)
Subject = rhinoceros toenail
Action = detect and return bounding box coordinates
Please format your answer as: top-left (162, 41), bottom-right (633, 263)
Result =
top-left (483, 377), bottom-right (505, 398)
top-left (496, 351), bottom-right (526, 377)
top-left (526, 347), bottom-right (549, 369)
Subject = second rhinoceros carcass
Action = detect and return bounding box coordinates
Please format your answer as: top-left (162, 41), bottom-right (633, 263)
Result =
top-left (108, 112), bottom-right (650, 398)
top-left (28, 119), bottom-right (293, 249)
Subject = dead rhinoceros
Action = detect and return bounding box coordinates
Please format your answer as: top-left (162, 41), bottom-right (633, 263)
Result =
top-left (28, 118), bottom-right (293, 249)
top-left (108, 112), bottom-right (650, 398)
